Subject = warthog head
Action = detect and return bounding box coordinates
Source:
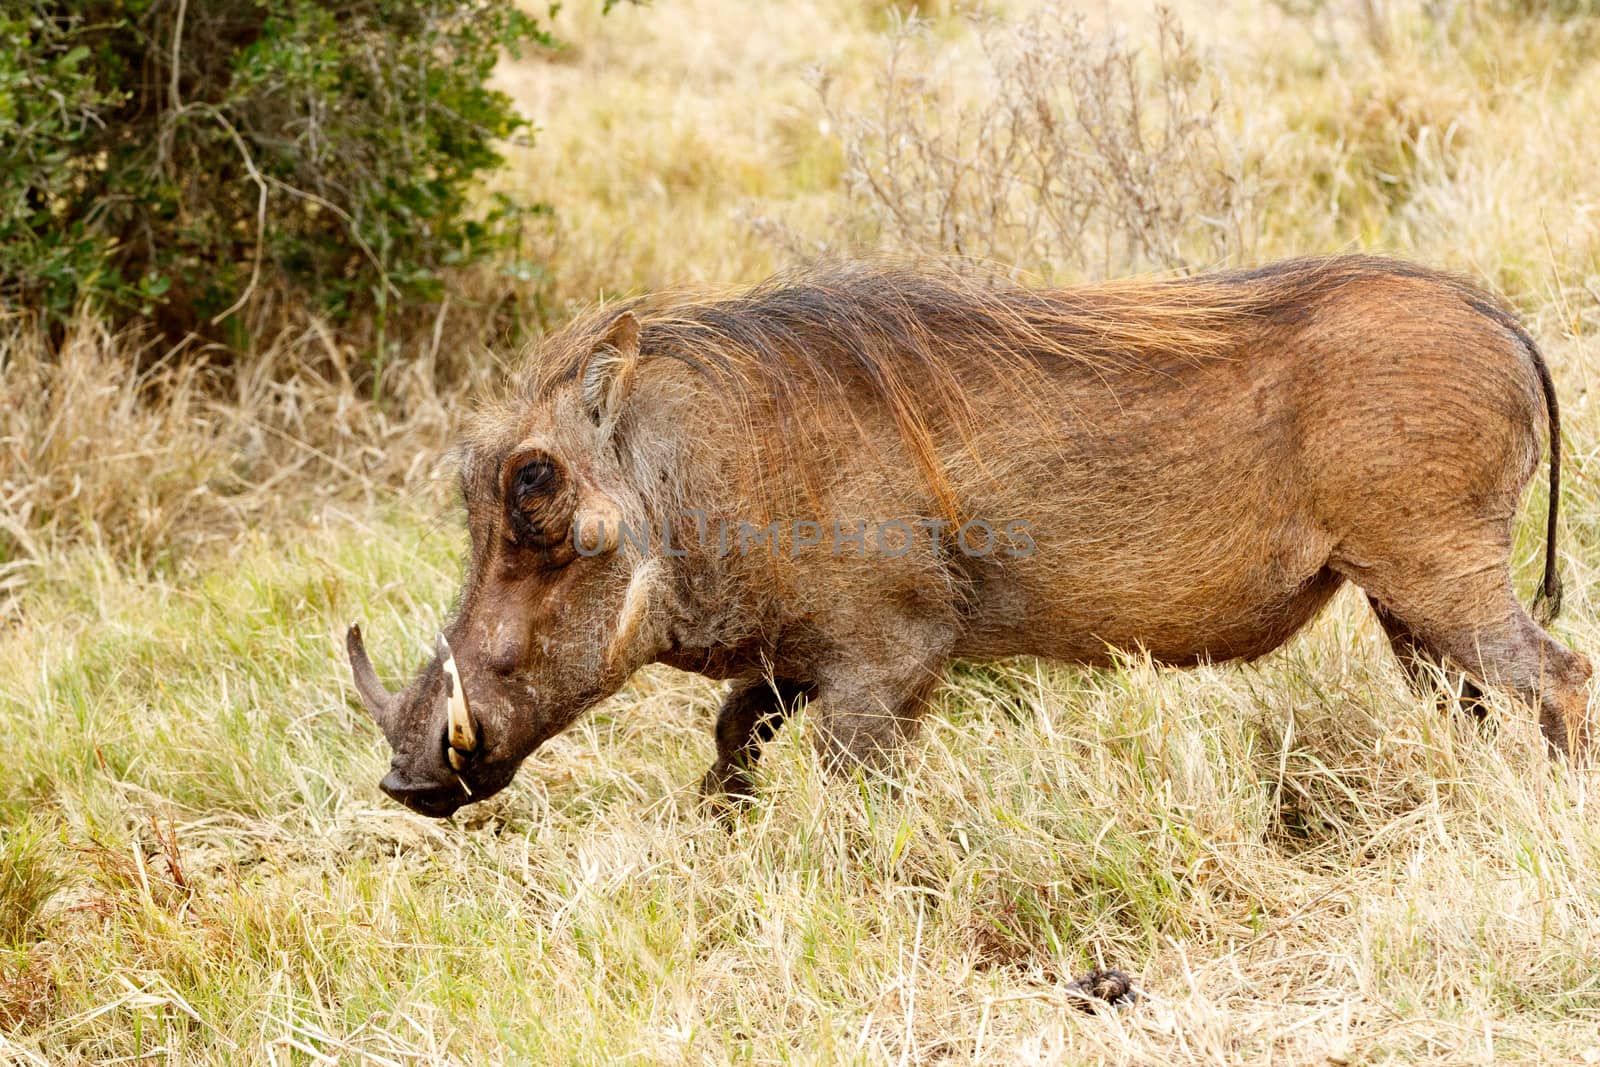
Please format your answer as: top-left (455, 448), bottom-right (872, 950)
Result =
top-left (348, 312), bottom-right (668, 817)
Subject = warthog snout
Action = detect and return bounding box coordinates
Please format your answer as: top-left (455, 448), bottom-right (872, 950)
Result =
top-left (379, 764), bottom-right (471, 818)
top-left (347, 621), bottom-right (542, 816)
top-left (347, 623), bottom-right (478, 816)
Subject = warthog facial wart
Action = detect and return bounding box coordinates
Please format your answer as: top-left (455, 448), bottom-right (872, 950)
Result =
top-left (347, 257), bottom-right (1592, 819)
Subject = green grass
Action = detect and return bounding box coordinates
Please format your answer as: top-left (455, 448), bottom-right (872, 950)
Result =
top-left (5, 501), bottom-right (1600, 1062)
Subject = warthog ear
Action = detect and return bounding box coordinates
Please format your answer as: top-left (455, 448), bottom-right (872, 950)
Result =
top-left (580, 312), bottom-right (641, 434)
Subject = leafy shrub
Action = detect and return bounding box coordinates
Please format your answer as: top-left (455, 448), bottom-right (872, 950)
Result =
top-left (0, 0), bottom-right (551, 341)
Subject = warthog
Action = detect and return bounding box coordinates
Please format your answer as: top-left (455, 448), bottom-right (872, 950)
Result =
top-left (348, 256), bottom-right (1590, 818)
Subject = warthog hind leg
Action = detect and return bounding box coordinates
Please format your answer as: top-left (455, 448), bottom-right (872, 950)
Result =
top-left (1369, 596), bottom-right (1490, 726)
top-left (1355, 561), bottom-right (1592, 757)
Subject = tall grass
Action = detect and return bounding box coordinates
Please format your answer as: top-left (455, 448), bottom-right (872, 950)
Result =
top-left (5, 0), bottom-right (1600, 1062)
top-left (0, 303), bottom-right (482, 619)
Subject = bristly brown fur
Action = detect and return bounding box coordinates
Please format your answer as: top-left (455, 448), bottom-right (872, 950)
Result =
top-left (522, 256), bottom-right (1558, 536)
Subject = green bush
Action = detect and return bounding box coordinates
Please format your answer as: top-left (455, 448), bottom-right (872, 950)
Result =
top-left (0, 0), bottom-right (551, 340)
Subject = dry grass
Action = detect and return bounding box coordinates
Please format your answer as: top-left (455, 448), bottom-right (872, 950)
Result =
top-left (7, 0), bottom-right (1600, 1062)
top-left (0, 301), bottom-right (489, 619)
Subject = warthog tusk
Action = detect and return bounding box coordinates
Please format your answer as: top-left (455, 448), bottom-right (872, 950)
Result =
top-left (436, 633), bottom-right (477, 757)
top-left (346, 623), bottom-right (397, 727)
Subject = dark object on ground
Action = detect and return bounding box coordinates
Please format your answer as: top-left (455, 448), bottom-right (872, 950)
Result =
top-left (1065, 968), bottom-right (1139, 1011)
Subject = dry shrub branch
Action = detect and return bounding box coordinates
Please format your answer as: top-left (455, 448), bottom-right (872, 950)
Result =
top-left (821, 5), bottom-right (1254, 278)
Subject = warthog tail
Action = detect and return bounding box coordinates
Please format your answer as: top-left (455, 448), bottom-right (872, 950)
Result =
top-left (1528, 327), bottom-right (1564, 623)
top-left (1435, 271), bottom-right (1562, 622)
top-left (1488, 303), bottom-right (1563, 623)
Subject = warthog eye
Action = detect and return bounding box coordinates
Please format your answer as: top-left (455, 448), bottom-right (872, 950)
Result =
top-left (514, 459), bottom-right (555, 501)
top-left (501, 450), bottom-right (572, 554)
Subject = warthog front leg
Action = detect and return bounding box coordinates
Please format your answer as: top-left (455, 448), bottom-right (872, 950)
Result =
top-left (699, 676), bottom-right (813, 805)
top-left (806, 633), bottom-right (956, 778)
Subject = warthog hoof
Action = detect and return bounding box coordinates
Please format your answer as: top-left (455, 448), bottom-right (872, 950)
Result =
top-left (698, 759), bottom-right (760, 817)
top-left (1064, 967), bottom-right (1139, 1012)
